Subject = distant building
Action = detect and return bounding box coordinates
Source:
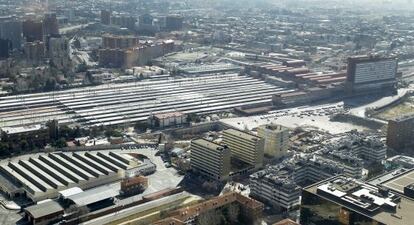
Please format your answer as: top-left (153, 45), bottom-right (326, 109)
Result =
top-left (0, 18), bottom-right (23, 50)
top-left (257, 124), bottom-right (289, 158)
top-left (387, 115), bottom-right (414, 151)
top-left (0, 39), bottom-right (11, 59)
top-left (23, 19), bottom-right (43, 42)
top-left (47, 35), bottom-right (70, 68)
top-left (137, 14), bottom-right (156, 34)
top-left (111, 14), bottom-right (136, 30)
top-left (100, 10), bottom-right (111, 25)
top-left (43, 13), bottom-right (59, 38)
top-left (163, 15), bottom-right (183, 31)
top-left (102, 34), bottom-right (139, 49)
top-left (222, 129), bottom-right (264, 170)
top-left (190, 139), bottom-right (231, 182)
top-left (345, 55), bottom-right (398, 95)
top-left (99, 40), bottom-right (175, 68)
top-left (24, 41), bottom-right (45, 64)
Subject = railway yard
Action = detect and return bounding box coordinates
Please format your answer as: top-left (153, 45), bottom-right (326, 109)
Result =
top-left (0, 74), bottom-right (293, 128)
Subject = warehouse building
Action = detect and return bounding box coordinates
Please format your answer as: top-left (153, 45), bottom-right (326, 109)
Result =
top-left (0, 151), bottom-right (139, 202)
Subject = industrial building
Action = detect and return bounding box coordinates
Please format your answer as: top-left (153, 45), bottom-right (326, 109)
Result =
top-left (301, 175), bottom-right (411, 225)
top-left (257, 124), bottom-right (289, 158)
top-left (190, 139), bottom-right (231, 182)
top-left (0, 151), bottom-right (140, 202)
top-left (0, 74), bottom-right (292, 128)
top-left (223, 129), bottom-right (264, 169)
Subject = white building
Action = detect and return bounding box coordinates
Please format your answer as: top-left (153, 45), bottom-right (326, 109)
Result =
top-left (257, 124), bottom-right (289, 158)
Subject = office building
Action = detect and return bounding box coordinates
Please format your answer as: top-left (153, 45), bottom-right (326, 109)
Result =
top-left (23, 19), bottom-right (43, 42)
top-left (0, 18), bottom-right (23, 50)
top-left (387, 114), bottom-right (414, 151)
top-left (43, 13), bottom-right (59, 37)
top-left (101, 10), bottom-right (111, 25)
top-left (257, 124), bottom-right (289, 158)
top-left (190, 139), bottom-right (231, 182)
top-left (223, 129), bottom-right (264, 169)
top-left (345, 55), bottom-right (398, 95)
top-left (301, 175), bottom-right (412, 225)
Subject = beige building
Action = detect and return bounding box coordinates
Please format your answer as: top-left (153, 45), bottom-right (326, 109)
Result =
top-left (257, 124), bottom-right (289, 158)
top-left (222, 129), bottom-right (264, 169)
top-left (190, 139), bottom-right (231, 182)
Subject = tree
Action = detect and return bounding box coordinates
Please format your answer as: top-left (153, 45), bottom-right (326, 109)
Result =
top-left (227, 203), bottom-right (240, 224)
top-left (197, 209), bottom-right (221, 225)
top-left (54, 138), bottom-right (67, 148)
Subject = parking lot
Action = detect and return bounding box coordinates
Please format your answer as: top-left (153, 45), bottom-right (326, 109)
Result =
top-left (222, 102), bottom-right (368, 134)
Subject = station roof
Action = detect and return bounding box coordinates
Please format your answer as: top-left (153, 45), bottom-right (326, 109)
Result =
top-left (59, 187), bottom-right (83, 198)
top-left (66, 185), bottom-right (119, 207)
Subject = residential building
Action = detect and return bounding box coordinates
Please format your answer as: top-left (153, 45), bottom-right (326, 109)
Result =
top-left (257, 124), bottom-right (289, 158)
top-left (190, 139), bottom-right (231, 182)
top-left (387, 115), bottom-right (414, 151)
top-left (154, 192), bottom-right (263, 225)
top-left (223, 129), bottom-right (264, 169)
top-left (250, 168), bottom-right (301, 210)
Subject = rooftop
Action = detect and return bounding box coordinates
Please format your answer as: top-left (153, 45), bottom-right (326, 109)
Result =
top-left (25, 200), bottom-right (63, 219)
top-left (304, 176), bottom-right (414, 225)
top-left (66, 185), bottom-right (119, 207)
top-left (223, 128), bottom-right (260, 141)
top-left (191, 139), bottom-right (228, 152)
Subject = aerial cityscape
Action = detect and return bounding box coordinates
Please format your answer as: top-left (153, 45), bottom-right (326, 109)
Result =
top-left (0, 0), bottom-right (414, 224)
